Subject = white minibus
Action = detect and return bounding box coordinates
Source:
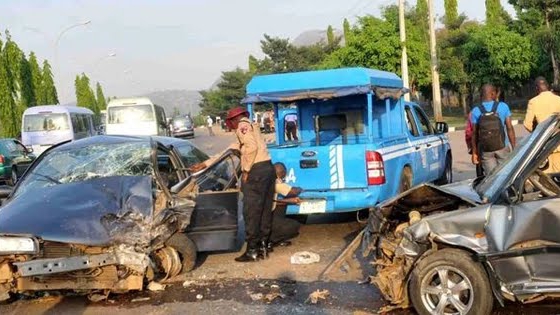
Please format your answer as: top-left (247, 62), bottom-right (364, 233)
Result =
top-left (21, 105), bottom-right (95, 156)
top-left (106, 97), bottom-right (168, 136)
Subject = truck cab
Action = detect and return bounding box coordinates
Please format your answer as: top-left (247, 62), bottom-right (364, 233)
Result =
top-left (243, 67), bottom-right (452, 215)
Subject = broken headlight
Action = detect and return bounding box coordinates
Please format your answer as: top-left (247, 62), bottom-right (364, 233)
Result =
top-left (0, 236), bottom-right (38, 254)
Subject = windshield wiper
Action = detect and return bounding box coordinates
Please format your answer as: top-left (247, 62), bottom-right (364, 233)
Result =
top-left (32, 173), bottom-right (62, 185)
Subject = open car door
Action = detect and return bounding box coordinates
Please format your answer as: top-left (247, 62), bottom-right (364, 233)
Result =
top-left (185, 150), bottom-right (243, 252)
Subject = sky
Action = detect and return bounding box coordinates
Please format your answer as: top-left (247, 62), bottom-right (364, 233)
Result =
top-left (0, 0), bottom-right (515, 104)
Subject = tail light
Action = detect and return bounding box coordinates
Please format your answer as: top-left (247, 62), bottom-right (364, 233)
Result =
top-left (0, 155), bottom-right (4, 164)
top-left (366, 151), bottom-right (385, 185)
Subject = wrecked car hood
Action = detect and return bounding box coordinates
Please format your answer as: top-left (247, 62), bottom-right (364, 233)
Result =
top-left (436, 179), bottom-right (482, 204)
top-left (0, 176), bottom-right (154, 246)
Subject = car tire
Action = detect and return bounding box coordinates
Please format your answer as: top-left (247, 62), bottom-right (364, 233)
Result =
top-left (435, 153), bottom-right (453, 185)
top-left (165, 233), bottom-right (197, 273)
top-left (399, 167), bottom-right (413, 193)
top-left (6, 167), bottom-right (17, 186)
top-left (409, 248), bottom-right (493, 315)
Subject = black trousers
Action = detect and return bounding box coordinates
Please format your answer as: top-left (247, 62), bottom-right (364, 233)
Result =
top-left (270, 205), bottom-right (301, 244)
top-left (286, 122), bottom-right (298, 141)
top-left (242, 161), bottom-right (275, 249)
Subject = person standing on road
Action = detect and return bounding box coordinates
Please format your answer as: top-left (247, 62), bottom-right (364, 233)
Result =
top-left (465, 111), bottom-right (484, 177)
top-left (269, 162), bottom-right (302, 249)
top-left (284, 113), bottom-right (298, 141)
top-left (471, 84), bottom-right (516, 174)
top-left (192, 107), bottom-right (275, 262)
top-left (206, 116), bottom-right (215, 136)
top-left (523, 77), bottom-right (560, 173)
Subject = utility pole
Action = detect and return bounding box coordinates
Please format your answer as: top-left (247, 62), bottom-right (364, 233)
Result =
top-left (428, 0), bottom-right (442, 121)
top-left (398, 0), bottom-right (410, 102)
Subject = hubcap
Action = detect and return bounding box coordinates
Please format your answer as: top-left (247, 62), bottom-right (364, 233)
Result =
top-left (420, 266), bottom-right (473, 315)
top-left (11, 170), bottom-right (17, 185)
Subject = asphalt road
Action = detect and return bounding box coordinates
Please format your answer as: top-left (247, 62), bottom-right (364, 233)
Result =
top-left (1, 125), bottom-right (557, 315)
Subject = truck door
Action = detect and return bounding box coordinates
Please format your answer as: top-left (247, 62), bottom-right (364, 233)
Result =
top-left (412, 105), bottom-right (444, 182)
top-left (404, 105), bottom-right (429, 184)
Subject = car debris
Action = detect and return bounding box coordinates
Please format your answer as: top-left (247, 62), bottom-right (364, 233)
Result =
top-left (196, 294), bottom-right (204, 300)
top-left (306, 289), bottom-right (330, 304)
top-left (147, 282), bottom-right (167, 291)
top-left (290, 251), bottom-right (320, 265)
top-left (131, 297), bottom-right (151, 303)
top-left (329, 115), bottom-right (560, 314)
top-left (249, 292), bottom-right (263, 301)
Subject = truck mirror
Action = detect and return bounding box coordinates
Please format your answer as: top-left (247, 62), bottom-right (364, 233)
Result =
top-left (435, 122), bottom-right (449, 134)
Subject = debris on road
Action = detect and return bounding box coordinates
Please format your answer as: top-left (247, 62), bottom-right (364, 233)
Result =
top-left (196, 294), bottom-right (204, 300)
top-left (264, 291), bottom-right (286, 302)
top-left (290, 251), bottom-right (320, 265)
top-left (131, 297), bottom-right (150, 303)
top-left (249, 292), bottom-right (263, 301)
top-left (306, 289), bottom-right (330, 304)
top-left (182, 280), bottom-right (196, 287)
top-left (147, 281), bottom-right (166, 291)
top-left (87, 293), bottom-right (108, 303)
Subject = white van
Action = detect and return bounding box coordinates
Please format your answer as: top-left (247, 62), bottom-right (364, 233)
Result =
top-left (21, 105), bottom-right (95, 156)
top-left (106, 97), bottom-right (169, 136)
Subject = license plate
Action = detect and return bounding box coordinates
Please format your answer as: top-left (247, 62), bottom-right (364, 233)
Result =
top-left (299, 199), bottom-right (326, 214)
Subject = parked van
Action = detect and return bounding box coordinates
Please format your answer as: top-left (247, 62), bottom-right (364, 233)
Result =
top-left (106, 97), bottom-right (169, 136)
top-left (21, 105), bottom-right (95, 156)
top-left (243, 67), bottom-right (452, 215)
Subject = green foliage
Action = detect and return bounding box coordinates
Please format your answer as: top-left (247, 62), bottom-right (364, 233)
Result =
top-left (199, 68), bottom-right (252, 117)
top-left (486, 0), bottom-right (512, 26)
top-left (461, 25), bottom-right (537, 89)
top-left (327, 25), bottom-right (335, 46)
top-left (95, 82), bottom-right (107, 111)
top-left (28, 52), bottom-right (43, 105)
top-left (443, 0), bottom-right (459, 28)
top-left (343, 18), bottom-right (351, 44)
top-left (0, 36), bottom-right (18, 137)
top-left (75, 73), bottom-right (98, 114)
top-left (40, 60), bottom-right (58, 105)
top-left (3, 31), bottom-right (34, 120)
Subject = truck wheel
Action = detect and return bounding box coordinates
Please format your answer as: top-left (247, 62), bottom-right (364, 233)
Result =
top-left (409, 248), bottom-right (493, 315)
top-left (399, 167), bottom-right (412, 193)
top-left (165, 233), bottom-right (197, 273)
top-left (436, 153), bottom-right (453, 185)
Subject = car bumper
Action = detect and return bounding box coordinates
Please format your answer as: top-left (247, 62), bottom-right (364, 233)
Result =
top-left (286, 188), bottom-right (381, 215)
top-left (173, 130), bottom-right (195, 138)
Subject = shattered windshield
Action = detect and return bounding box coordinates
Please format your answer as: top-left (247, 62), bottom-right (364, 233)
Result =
top-left (14, 142), bottom-right (153, 198)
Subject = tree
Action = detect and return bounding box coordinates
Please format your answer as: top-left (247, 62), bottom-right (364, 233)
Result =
top-left (3, 31), bottom-right (34, 118)
top-left (443, 0), bottom-right (459, 28)
top-left (327, 25), bottom-right (335, 46)
top-left (416, 0), bottom-right (429, 32)
top-left (510, 0), bottom-right (560, 84)
top-left (343, 18), bottom-right (351, 43)
top-left (95, 82), bottom-right (107, 111)
top-left (461, 25), bottom-right (537, 93)
top-left (41, 60), bottom-right (58, 104)
top-left (28, 52), bottom-right (43, 105)
top-left (199, 68), bottom-right (252, 117)
top-left (75, 73), bottom-right (97, 113)
top-left (0, 36), bottom-right (18, 137)
top-left (485, 0), bottom-right (511, 26)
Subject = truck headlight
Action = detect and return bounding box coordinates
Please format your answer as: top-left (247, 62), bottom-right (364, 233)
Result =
top-left (0, 236), bottom-right (38, 254)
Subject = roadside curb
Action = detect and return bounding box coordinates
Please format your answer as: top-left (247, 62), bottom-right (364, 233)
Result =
top-left (448, 119), bottom-right (520, 133)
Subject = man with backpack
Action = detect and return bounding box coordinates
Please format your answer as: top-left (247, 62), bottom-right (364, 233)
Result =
top-left (471, 84), bottom-right (516, 174)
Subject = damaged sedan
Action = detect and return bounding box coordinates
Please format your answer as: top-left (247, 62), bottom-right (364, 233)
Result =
top-left (0, 135), bottom-right (243, 300)
top-left (365, 114), bottom-right (560, 314)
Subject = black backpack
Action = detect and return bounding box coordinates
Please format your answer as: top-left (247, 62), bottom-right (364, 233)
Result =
top-left (477, 101), bottom-right (506, 152)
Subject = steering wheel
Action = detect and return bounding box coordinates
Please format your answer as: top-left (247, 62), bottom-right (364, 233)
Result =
top-left (528, 170), bottom-right (560, 197)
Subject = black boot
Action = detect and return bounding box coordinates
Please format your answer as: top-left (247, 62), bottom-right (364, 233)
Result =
top-left (235, 247), bottom-right (259, 262)
top-left (258, 241), bottom-right (269, 259)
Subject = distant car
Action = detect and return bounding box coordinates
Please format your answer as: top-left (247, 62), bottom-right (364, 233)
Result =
top-left (0, 138), bottom-right (35, 185)
top-left (171, 116), bottom-right (195, 138)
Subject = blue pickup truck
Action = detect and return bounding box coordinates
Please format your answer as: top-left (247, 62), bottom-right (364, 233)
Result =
top-left (243, 67), bottom-right (452, 215)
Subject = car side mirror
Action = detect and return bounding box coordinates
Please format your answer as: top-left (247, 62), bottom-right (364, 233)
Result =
top-left (435, 122), bottom-right (449, 134)
top-left (26, 147), bottom-right (33, 154)
top-left (501, 185), bottom-right (519, 204)
top-left (0, 186), bottom-right (12, 199)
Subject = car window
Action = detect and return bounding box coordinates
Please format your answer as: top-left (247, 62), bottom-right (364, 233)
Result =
top-left (4, 141), bottom-right (26, 154)
top-left (413, 107), bottom-right (433, 135)
top-left (14, 142), bottom-right (153, 198)
top-left (108, 105), bottom-right (154, 123)
top-left (24, 113), bottom-right (70, 131)
top-left (175, 143), bottom-right (210, 167)
top-left (404, 106), bottom-right (420, 137)
top-left (196, 155), bottom-right (240, 192)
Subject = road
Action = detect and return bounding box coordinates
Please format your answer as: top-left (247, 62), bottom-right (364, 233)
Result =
top-left (1, 125), bottom-right (557, 315)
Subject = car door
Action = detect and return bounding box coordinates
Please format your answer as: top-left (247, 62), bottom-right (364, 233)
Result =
top-left (185, 151), bottom-right (244, 252)
top-left (404, 105), bottom-right (428, 184)
top-left (411, 105), bottom-right (443, 181)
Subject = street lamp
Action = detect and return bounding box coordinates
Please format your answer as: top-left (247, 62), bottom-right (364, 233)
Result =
top-left (54, 20), bottom-right (92, 73)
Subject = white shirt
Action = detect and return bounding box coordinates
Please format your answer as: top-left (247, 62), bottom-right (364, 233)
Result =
top-left (207, 117), bottom-right (213, 127)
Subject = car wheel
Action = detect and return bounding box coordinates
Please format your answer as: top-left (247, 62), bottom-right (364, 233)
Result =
top-left (409, 248), bottom-right (493, 315)
top-left (165, 233), bottom-right (197, 273)
top-left (435, 153), bottom-right (453, 185)
top-left (6, 167), bottom-right (17, 186)
top-left (399, 167), bottom-right (413, 193)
